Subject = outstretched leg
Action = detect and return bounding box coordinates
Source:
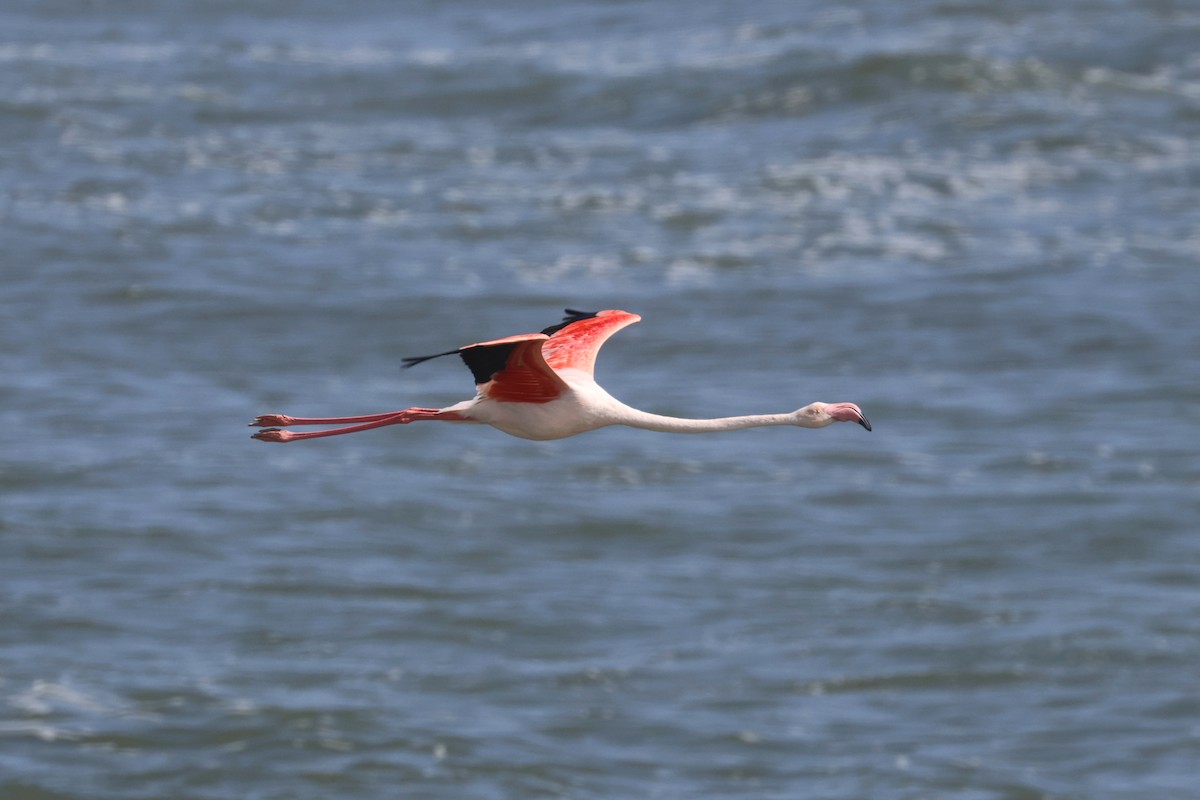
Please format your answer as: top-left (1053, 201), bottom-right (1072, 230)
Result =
top-left (251, 407), bottom-right (467, 442)
top-left (250, 411), bottom-right (414, 428)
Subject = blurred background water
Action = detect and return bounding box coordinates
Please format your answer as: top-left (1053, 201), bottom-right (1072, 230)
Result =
top-left (2, 1), bottom-right (1199, 798)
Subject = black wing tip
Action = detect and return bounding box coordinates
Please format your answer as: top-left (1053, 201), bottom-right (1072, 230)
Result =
top-left (541, 308), bottom-right (599, 336)
top-left (401, 349), bottom-right (461, 370)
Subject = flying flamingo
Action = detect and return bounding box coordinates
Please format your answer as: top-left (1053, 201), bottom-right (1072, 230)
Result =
top-left (250, 309), bottom-right (871, 443)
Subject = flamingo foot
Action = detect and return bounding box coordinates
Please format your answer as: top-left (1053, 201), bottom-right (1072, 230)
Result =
top-left (251, 428), bottom-right (294, 442)
top-left (250, 414), bottom-right (293, 427)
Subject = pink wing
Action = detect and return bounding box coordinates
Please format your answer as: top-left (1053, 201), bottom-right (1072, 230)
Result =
top-left (541, 309), bottom-right (641, 377)
top-left (400, 309), bottom-right (642, 403)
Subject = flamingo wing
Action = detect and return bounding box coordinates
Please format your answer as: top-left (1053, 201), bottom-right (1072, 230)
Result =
top-left (540, 308), bottom-right (641, 377)
top-left (399, 308), bottom-right (640, 402)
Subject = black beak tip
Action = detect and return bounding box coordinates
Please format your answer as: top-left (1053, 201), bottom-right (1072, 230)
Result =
top-left (859, 416), bottom-right (872, 432)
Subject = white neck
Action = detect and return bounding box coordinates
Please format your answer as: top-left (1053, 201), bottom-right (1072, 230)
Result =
top-left (612, 407), bottom-right (810, 434)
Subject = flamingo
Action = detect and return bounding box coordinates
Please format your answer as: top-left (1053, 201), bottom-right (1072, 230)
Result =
top-left (250, 309), bottom-right (871, 443)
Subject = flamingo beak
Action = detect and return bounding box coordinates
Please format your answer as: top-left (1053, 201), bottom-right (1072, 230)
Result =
top-left (830, 403), bottom-right (871, 431)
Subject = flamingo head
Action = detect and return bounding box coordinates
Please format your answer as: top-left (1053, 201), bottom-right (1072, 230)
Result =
top-left (796, 402), bottom-right (872, 431)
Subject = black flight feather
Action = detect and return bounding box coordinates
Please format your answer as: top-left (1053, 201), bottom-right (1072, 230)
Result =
top-left (400, 349), bottom-right (460, 370)
top-left (458, 342), bottom-right (520, 386)
top-left (540, 308), bottom-right (598, 336)
top-left (402, 344), bottom-right (517, 386)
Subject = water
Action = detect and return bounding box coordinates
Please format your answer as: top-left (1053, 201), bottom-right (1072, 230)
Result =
top-left (2, 1), bottom-right (1199, 797)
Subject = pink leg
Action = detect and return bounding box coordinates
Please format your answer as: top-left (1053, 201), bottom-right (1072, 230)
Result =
top-left (251, 408), bottom-right (467, 442)
top-left (250, 411), bottom-right (414, 428)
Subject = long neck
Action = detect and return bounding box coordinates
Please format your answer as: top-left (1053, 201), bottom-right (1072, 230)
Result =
top-left (612, 406), bottom-right (801, 434)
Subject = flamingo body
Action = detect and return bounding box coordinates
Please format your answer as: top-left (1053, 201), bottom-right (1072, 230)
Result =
top-left (251, 309), bottom-right (870, 443)
top-left (445, 377), bottom-right (631, 441)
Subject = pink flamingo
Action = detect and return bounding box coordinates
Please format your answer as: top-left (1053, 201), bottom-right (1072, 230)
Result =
top-left (250, 309), bottom-right (871, 442)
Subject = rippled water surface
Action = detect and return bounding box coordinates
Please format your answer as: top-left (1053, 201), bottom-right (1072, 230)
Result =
top-left (3, 1), bottom-right (1199, 798)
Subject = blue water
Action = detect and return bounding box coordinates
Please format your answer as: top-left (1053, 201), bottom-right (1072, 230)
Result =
top-left (2, 1), bottom-right (1199, 798)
